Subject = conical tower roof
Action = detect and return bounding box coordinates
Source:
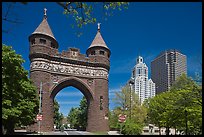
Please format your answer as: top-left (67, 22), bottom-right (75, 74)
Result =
top-left (32, 8), bottom-right (56, 40)
top-left (88, 23), bottom-right (109, 50)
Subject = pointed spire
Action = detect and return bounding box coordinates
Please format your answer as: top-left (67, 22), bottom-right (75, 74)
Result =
top-left (44, 8), bottom-right (47, 19)
top-left (137, 56), bottom-right (143, 64)
top-left (32, 8), bottom-right (56, 40)
top-left (88, 23), bottom-right (109, 50)
top-left (97, 23), bottom-right (101, 31)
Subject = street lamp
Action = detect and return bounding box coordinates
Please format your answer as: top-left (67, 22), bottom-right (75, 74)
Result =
top-left (38, 80), bottom-right (58, 134)
top-left (129, 78), bottom-right (134, 120)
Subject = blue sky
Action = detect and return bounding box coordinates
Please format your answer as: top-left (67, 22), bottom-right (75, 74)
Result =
top-left (2, 2), bottom-right (202, 116)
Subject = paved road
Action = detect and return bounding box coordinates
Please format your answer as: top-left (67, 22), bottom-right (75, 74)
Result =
top-left (14, 129), bottom-right (120, 135)
top-left (64, 130), bottom-right (89, 135)
top-left (43, 129), bottom-right (93, 135)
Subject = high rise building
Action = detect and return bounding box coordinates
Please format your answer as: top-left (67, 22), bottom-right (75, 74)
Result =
top-left (130, 56), bottom-right (155, 104)
top-left (151, 49), bottom-right (187, 94)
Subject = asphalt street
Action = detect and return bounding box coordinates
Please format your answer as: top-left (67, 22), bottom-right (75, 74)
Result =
top-left (43, 129), bottom-right (93, 135)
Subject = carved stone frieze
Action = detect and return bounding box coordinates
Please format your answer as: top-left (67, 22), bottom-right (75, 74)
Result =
top-left (30, 60), bottom-right (108, 79)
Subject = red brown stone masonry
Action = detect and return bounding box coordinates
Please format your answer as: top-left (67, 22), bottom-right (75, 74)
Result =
top-left (28, 31), bottom-right (110, 132)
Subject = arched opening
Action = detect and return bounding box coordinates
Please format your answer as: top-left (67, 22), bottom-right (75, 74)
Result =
top-left (50, 77), bottom-right (94, 131)
top-left (54, 86), bottom-right (86, 130)
top-left (50, 77), bottom-right (94, 102)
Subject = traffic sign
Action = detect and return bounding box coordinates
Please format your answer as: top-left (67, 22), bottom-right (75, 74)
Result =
top-left (118, 114), bottom-right (126, 123)
top-left (37, 114), bottom-right (43, 121)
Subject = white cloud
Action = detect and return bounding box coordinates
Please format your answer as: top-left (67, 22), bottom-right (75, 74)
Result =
top-left (56, 92), bottom-right (83, 97)
top-left (109, 88), bottom-right (121, 100)
top-left (58, 101), bottom-right (80, 105)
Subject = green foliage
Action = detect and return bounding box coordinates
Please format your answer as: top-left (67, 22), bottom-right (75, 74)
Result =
top-left (64, 124), bottom-right (68, 129)
top-left (60, 125), bottom-right (64, 132)
top-left (77, 96), bottom-right (88, 130)
top-left (131, 104), bottom-right (147, 124)
top-left (61, 2), bottom-right (129, 29)
top-left (67, 107), bottom-right (80, 129)
top-left (4, 2), bottom-right (129, 36)
top-left (148, 74), bottom-right (202, 135)
top-left (170, 73), bottom-right (196, 91)
top-left (53, 99), bottom-right (64, 129)
top-left (121, 119), bottom-right (143, 135)
top-left (92, 131), bottom-right (108, 135)
top-left (109, 107), bottom-right (121, 130)
top-left (110, 85), bottom-right (147, 134)
top-left (2, 44), bottom-right (39, 134)
top-left (113, 84), bottom-right (140, 112)
top-left (67, 96), bottom-right (88, 130)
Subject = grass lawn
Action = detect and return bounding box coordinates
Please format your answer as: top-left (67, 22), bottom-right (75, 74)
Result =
top-left (91, 131), bottom-right (109, 135)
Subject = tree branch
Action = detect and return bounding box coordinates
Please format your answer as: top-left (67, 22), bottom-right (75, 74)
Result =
top-left (56, 2), bottom-right (71, 10)
top-left (80, 3), bottom-right (85, 23)
top-left (3, 18), bottom-right (23, 24)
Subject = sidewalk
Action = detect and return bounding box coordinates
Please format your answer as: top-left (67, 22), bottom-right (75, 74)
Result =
top-left (108, 131), bottom-right (121, 135)
top-left (14, 130), bottom-right (39, 135)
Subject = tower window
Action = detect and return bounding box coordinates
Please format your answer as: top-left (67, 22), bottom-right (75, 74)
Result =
top-left (51, 42), bottom-right (55, 48)
top-left (100, 50), bottom-right (105, 55)
top-left (40, 39), bottom-right (46, 44)
top-left (91, 51), bottom-right (95, 55)
top-left (100, 96), bottom-right (103, 110)
top-left (31, 39), bottom-right (35, 45)
top-left (108, 53), bottom-right (110, 58)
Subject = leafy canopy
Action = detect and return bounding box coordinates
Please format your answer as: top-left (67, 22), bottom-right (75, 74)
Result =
top-left (2, 44), bottom-right (39, 134)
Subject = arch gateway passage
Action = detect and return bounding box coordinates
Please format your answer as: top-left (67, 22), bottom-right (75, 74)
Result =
top-left (27, 9), bottom-right (111, 132)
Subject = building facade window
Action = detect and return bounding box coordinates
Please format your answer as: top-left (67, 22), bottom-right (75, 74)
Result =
top-left (51, 42), bottom-right (55, 48)
top-left (31, 39), bottom-right (35, 45)
top-left (100, 96), bottom-right (103, 110)
top-left (40, 39), bottom-right (46, 44)
top-left (91, 51), bottom-right (95, 55)
top-left (100, 50), bottom-right (105, 55)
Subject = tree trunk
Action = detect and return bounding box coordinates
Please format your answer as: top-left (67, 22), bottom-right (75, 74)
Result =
top-left (166, 127), bottom-right (170, 135)
top-left (6, 124), bottom-right (15, 134)
top-left (5, 119), bottom-right (15, 135)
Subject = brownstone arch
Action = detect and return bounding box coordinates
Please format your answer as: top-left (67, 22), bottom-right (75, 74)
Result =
top-left (50, 77), bottom-right (94, 102)
top-left (27, 9), bottom-right (110, 132)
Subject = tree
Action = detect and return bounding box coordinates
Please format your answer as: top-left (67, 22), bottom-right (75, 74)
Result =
top-left (58, 2), bottom-right (129, 28)
top-left (67, 96), bottom-right (88, 130)
top-left (2, 2), bottom-right (129, 35)
top-left (121, 119), bottom-right (143, 135)
top-left (148, 92), bottom-right (167, 135)
top-left (67, 107), bottom-right (80, 129)
top-left (113, 84), bottom-right (140, 114)
top-left (109, 107), bottom-right (121, 130)
top-left (53, 99), bottom-right (64, 129)
top-left (2, 44), bottom-right (39, 134)
top-left (111, 84), bottom-right (146, 135)
top-left (77, 96), bottom-right (88, 130)
top-left (170, 74), bottom-right (202, 135)
top-left (148, 74), bottom-right (202, 135)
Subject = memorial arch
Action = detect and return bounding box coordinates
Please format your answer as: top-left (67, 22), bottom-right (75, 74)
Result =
top-left (27, 9), bottom-right (110, 132)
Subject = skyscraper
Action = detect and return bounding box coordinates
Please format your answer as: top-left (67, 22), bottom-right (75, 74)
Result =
top-left (130, 56), bottom-right (155, 104)
top-left (151, 49), bottom-right (187, 94)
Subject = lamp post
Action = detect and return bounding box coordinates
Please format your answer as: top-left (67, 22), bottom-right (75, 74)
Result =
top-left (129, 79), bottom-right (134, 120)
top-left (38, 80), bottom-right (58, 134)
top-left (38, 82), bottom-right (42, 134)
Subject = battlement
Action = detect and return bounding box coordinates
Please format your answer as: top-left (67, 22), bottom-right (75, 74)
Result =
top-left (29, 46), bottom-right (110, 71)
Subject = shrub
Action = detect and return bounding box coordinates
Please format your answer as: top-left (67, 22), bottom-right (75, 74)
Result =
top-left (121, 120), bottom-right (143, 135)
top-left (60, 125), bottom-right (64, 132)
